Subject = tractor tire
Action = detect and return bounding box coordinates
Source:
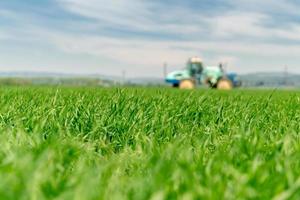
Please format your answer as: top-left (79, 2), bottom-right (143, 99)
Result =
top-left (179, 79), bottom-right (195, 89)
top-left (217, 79), bottom-right (233, 90)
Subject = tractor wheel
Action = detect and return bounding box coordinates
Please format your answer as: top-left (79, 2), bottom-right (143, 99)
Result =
top-left (217, 79), bottom-right (233, 90)
top-left (179, 79), bottom-right (195, 89)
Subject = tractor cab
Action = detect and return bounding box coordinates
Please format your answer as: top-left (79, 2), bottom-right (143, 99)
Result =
top-left (187, 57), bottom-right (204, 77)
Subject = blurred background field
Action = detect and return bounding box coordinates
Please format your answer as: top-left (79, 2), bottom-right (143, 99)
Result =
top-left (0, 87), bottom-right (300, 199)
top-left (0, 71), bottom-right (300, 88)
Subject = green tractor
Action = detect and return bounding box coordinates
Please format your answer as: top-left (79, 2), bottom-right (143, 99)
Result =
top-left (165, 57), bottom-right (241, 89)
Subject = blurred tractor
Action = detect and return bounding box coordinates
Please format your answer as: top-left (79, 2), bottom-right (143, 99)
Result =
top-left (165, 57), bottom-right (241, 89)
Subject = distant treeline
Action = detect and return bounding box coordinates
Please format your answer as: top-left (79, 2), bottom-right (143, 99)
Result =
top-left (0, 78), bottom-right (32, 86)
top-left (0, 77), bottom-right (117, 87)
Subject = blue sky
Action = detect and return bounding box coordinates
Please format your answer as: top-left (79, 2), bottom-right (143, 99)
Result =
top-left (1, 0), bottom-right (300, 77)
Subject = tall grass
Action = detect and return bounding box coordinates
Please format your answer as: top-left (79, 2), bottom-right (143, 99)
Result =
top-left (0, 87), bottom-right (299, 199)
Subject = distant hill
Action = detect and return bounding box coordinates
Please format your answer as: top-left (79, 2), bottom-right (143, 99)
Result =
top-left (239, 72), bottom-right (300, 87)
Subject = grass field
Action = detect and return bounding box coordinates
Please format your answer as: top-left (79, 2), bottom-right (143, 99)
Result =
top-left (0, 87), bottom-right (300, 200)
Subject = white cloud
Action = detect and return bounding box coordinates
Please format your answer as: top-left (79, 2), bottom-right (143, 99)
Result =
top-left (212, 12), bottom-right (269, 38)
top-left (56, 0), bottom-right (300, 42)
top-left (0, 32), bottom-right (9, 40)
top-left (232, 0), bottom-right (300, 15)
top-left (48, 31), bottom-right (300, 67)
top-left (58, 0), bottom-right (151, 29)
top-left (274, 25), bottom-right (300, 40)
top-left (56, 0), bottom-right (209, 36)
